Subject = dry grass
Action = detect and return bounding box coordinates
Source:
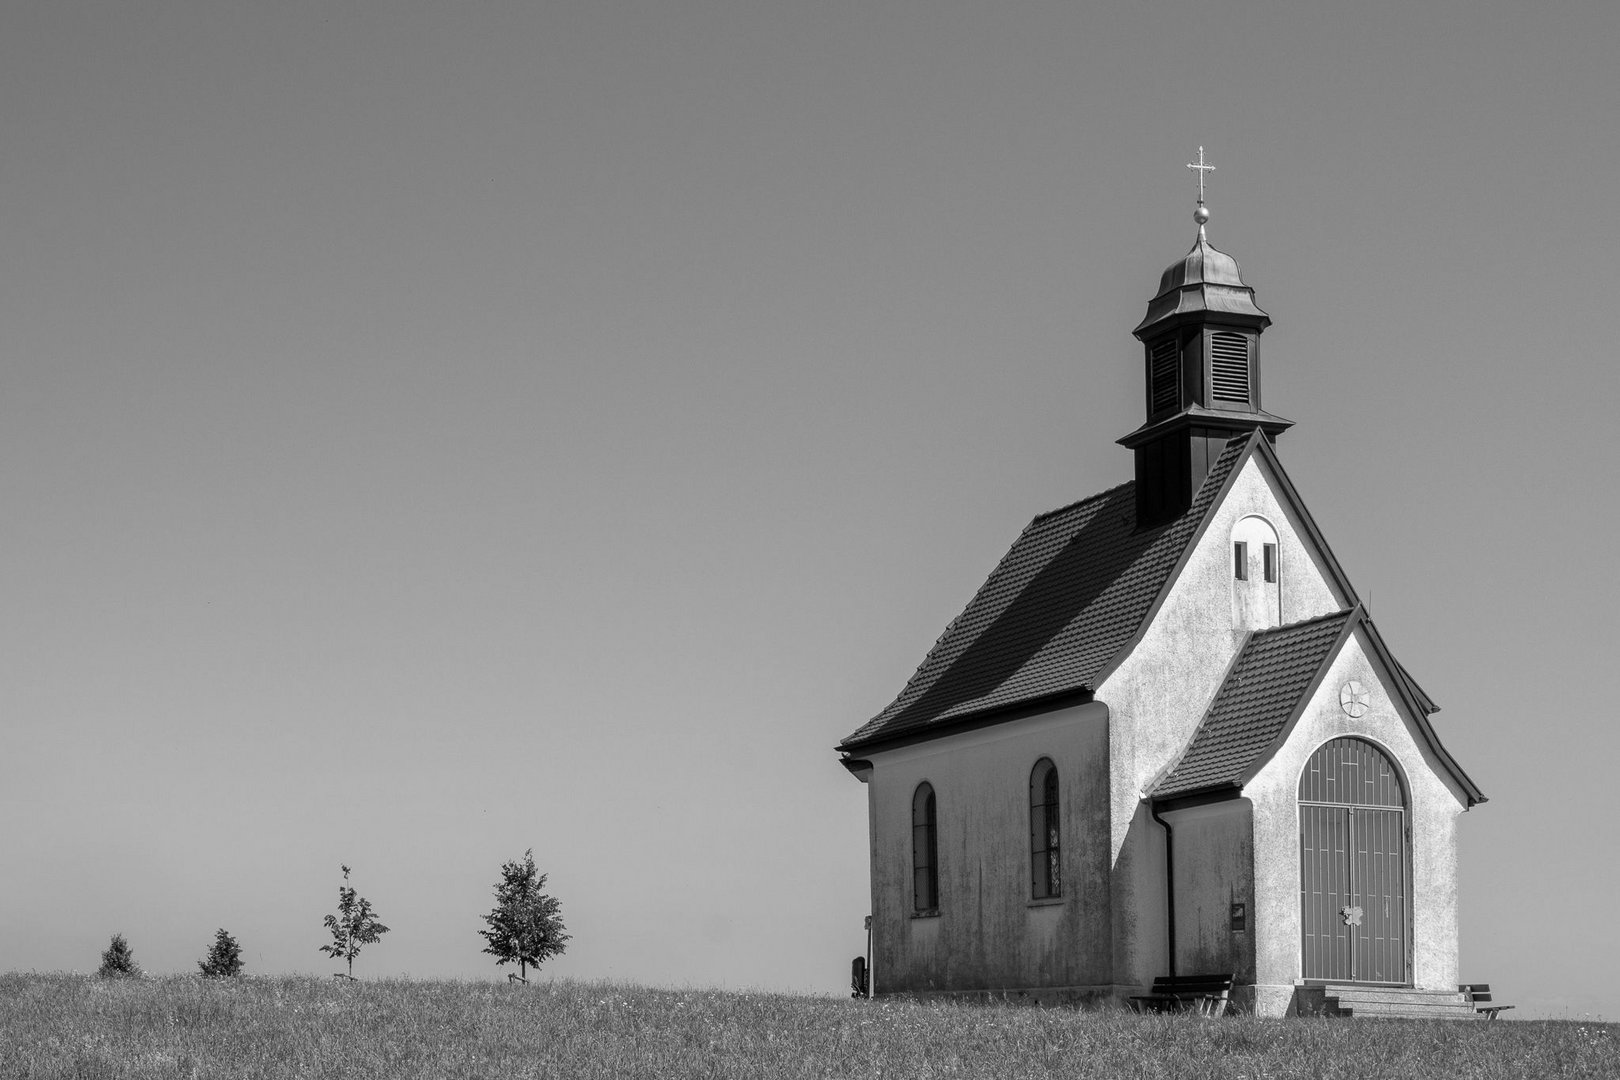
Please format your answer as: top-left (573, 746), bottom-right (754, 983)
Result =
top-left (1, 973), bottom-right (1614, 1079)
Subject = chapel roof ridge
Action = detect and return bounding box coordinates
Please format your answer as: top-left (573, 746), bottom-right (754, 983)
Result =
top-left (1248, 606), bottom-right (1360, 636)
top-left (838, 437), bottom-right (1252, 753)
top-left (1029, 477), bottom-right (1136, 524)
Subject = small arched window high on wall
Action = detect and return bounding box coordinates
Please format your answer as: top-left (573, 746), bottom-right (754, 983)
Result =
top-left (911, 782), bottom-right (939, 914)
top-left (1231, 515), bottom-right (1282, 630)
top-left (1029, 759), bottom-right (1061, 898)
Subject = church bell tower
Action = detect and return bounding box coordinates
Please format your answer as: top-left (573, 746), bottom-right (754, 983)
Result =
top-left (1119, 149), bottom-right (1292, 529)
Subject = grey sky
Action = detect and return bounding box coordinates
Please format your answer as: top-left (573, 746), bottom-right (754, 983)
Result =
top-left (2, 1), bottom-right (1615, 1018)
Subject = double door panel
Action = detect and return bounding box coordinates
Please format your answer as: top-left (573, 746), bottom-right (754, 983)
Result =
top-left (1300, 804), bottom-right (1408, 983)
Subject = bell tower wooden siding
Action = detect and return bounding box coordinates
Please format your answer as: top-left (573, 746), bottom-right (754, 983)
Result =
top-left (1122, 225), bottom-right (1291, 529)
top-left (1142, 327), bottom-right (1261, 420)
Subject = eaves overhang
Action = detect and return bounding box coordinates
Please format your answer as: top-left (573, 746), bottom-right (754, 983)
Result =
top-left (1133, 286), bottom-right (1271, 339)
top-left (1116, 406), bottom-right (1295, 451)
top-left (1150, 786), bottom-right (1244, 814)
top-left (835, 685), bottom-right (1097, 759)
top-left (1224, 608), bottom-right (1485, 808)
top-left (1340, 614), bottom-right (1485, 806)
top-left (840, 758), bottom-right (873, 782)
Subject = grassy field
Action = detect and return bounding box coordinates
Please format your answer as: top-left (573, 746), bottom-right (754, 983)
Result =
top-left (1, 973), bottom-right (1614, 1079)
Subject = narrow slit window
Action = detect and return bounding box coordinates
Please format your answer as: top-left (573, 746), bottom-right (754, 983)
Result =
top-left (1232, 516), bottom-right (1281, 630)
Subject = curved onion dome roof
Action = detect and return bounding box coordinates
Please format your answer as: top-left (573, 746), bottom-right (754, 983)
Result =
top-left (1133, 226), bottom-right (1271, 338)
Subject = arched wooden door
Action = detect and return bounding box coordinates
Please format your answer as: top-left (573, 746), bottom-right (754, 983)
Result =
top-left (1299, 738), bottom-right (1411, 984)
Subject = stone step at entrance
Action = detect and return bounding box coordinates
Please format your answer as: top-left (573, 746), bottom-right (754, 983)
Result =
top-left (1305, 983), bottom-right (1481, 1021)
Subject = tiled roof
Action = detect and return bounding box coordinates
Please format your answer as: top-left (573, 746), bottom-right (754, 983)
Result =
top-left (838, 437), bottom-right (1251, 752)
top-left (1150, 610), bottom-right (1353, 799)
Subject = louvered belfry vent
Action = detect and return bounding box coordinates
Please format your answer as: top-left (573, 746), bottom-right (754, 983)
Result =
top-left (1209, 332), bottom-right (1251, 403)
top-left (1149, 336), bottom-right (1179, 414)
top-left (1125, 222), bottom-right (1289, 529)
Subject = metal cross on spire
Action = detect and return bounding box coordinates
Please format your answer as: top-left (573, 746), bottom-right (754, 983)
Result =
top-left (1187, 146), bottom-right (1215, 206)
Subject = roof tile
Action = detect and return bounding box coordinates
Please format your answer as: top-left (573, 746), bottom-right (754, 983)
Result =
top-left (1150, 610), bottom-right (1353, 799)
top-left (839, 437), bottom-right (1250, 751)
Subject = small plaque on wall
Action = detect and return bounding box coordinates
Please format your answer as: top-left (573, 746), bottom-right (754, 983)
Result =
top-left (1339, 680), bottom-right (1371, 718)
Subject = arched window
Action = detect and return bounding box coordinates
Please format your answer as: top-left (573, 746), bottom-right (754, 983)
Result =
top-left (1029, 759), bottom-right (1061, 899)
top-left (911, 782), bottom-right (939, 914)
top-left (1231, 515), bottom-right (1282, 629)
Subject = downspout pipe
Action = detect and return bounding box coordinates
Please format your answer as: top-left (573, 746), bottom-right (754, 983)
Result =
top-left (865, 915), bottom-right (874, 998)
top-left (1150, 801), bottom-right (1176, 978)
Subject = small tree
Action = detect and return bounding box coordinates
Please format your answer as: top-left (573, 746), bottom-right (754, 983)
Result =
top-left (479, 849), bottom-right (569, 982)
top-left (197, 928), bottom-right (245, 977)
top-left (98, 933), bottom-right (141, 978)
top-left (319, 865), bottom-right (390, 979)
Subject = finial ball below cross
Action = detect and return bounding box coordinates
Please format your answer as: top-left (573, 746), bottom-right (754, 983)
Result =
top-left (1187, 146), bottom-right (1215, 226)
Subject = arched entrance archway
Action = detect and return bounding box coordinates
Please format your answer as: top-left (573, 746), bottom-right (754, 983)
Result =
top-left (1299, 737), bottom-right (1411, 984)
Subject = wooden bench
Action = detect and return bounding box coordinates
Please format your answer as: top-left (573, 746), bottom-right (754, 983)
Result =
top-left (1130, 974), bottom-right (1235, 1016)
top-left (1459, 983), bottom-right (1514, 1020)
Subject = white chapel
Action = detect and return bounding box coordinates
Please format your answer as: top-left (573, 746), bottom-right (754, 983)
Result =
top-left (836, 174), bottom-right (1485, 1018)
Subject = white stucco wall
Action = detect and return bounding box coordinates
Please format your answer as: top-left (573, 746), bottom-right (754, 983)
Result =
top-left (860, 702), bottom-right (1113, 997)
top-left (1095, 453), bottom-right (1347, 985)
top-left (850, 446), bottom-right (1469, 1008)
top-left (1160, 800), bottom-right (1255, 982)
top-left (1243, 630), bottom-right (1469, 1016)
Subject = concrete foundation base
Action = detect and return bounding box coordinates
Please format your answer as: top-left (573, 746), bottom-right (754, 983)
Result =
top-left (877, 984), bottom-right (1127, 1009)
